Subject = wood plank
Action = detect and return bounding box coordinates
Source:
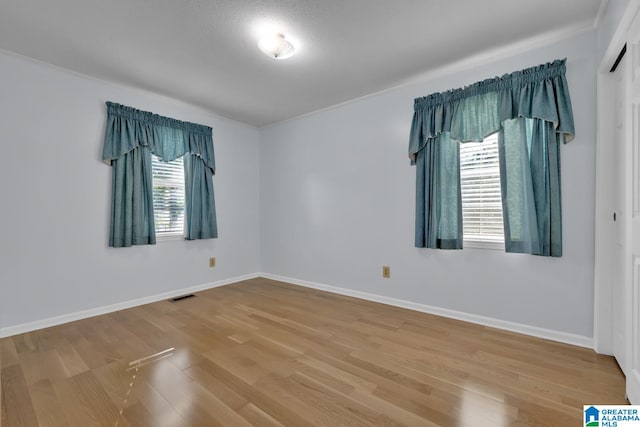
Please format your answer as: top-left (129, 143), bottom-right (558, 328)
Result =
top-left (183, 364), bottom-right (249, 411)
top-left (1, 364), bottom-right (40, 426)
top-left (195, 358), bottom-right (316, 427)
top-left (52, 371), bottom-right (121, 427)
top-left (54, 343), bottom-right (90, 378)
top-left (129, 377), bottom-right (182, 427)
top-left (19, 350), bottom-right (67, 385)
top-left (0, 339), bottom-right (20, 368)
top-left (237, 402), bottom-right (285, 427)
top-left (28, 379), bottom-right (68, 427)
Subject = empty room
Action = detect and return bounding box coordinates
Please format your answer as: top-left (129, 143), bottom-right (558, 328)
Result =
top-left (1, 0), bottom-right (640, 425)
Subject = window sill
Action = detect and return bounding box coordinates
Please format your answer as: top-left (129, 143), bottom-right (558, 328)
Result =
top-left (463, 239), bottom-right (505, 251)
top-left (156, 234), bottom-right (185, 242)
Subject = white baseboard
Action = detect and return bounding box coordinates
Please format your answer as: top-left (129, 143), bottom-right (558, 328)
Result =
top-left (258, 273), bottom-right (594, 349)
top-left (0, 273), bottom-right (260, 339)
top-left (1, 272), bottom-right (594, 350)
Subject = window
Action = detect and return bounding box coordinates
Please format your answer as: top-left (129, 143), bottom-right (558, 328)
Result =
top-left (151, 155), bottom-right (185, 238)
top-left (459, 133), bottom-right (504, 247)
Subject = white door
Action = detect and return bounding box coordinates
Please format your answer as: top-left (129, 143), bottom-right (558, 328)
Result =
top-left (622, 9), bottom-right (640, 403)
top-left (613, 58), bottom-right (627, 375)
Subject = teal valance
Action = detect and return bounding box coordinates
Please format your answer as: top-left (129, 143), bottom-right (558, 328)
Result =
top-left (103, 102), bottom-right (215, 173)
top-left (409, 59), bottom-right (575, 163)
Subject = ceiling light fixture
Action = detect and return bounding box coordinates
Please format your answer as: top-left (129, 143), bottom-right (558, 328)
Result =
top-left (258, 33), bottom-right (296, 59)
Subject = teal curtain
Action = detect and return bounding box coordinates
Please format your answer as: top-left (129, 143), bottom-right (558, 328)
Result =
top-left (184, 154), bottom-right (218, 239)
top-left (103, 102), bottom-right (217, 247)
top-left (409, 59), bottom-right (574, 256)
top-left (109, 147), bottom-right (155, 247)
top-left (415, 132), bottom-right (462, 249)
top-left (499, 118), bottom-right (563, 256)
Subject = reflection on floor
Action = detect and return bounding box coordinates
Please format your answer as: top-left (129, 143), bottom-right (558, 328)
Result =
top-left (0, 277), bottom-right (627, 426)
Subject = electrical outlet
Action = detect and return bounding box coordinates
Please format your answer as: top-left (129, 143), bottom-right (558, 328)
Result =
top-left (209, 257), bottom-right (216, 268)
top-left (382, 266), bottom-right (390, 278)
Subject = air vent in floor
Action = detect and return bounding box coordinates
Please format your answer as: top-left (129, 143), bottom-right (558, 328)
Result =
top-left (169, 294), bottom-right (196, 302)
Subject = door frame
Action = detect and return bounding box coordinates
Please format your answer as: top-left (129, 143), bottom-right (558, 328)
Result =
top-left (594, 0), bottom-right (640, 355)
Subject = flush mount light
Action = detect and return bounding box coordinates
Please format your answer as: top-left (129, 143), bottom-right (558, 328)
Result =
top-left (258, 33), bottom-right (296, 59)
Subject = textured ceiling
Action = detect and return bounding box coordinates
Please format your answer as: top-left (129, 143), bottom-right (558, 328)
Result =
top-left (0, 0), bottom-right (602, 126)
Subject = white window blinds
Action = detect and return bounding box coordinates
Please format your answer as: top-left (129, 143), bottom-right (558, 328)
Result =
top-left (151, 155), bottom-right (185, 237)
top-left (459, 134), bottom-right (504, 243)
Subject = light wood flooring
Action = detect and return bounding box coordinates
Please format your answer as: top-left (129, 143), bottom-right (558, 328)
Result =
top-left (1, 277), bottom-right (627, 426)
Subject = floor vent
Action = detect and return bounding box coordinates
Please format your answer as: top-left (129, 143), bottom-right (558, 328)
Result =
top-left (170, 294), bottom-right (196, 302)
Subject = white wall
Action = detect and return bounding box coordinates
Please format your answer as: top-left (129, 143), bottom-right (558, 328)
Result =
top-left (260, 31), bottom-right (598, 339)
top-left (0, 51), bottom-right (261, 333)
top-left (598, 0), bottom-right (631, 65)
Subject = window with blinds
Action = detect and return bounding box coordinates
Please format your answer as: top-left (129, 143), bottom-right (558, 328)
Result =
top-left (151, 155), bottom-right (185, 237)
top-left (459, 133), bottom-right (504, 243)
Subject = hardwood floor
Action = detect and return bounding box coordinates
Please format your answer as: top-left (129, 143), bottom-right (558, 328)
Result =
top-left (1, 277), bottom-right (627, 426)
